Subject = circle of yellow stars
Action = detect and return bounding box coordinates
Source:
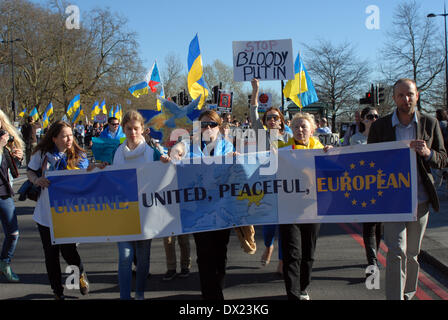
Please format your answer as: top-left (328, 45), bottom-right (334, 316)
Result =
top-left (343, 160), bottom-right (383, 208)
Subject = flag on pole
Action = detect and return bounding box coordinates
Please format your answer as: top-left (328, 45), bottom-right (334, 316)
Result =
top-left (43, 102), bottom-right (54, 119)
top-left (128, 81), bottom-right (149, 98)
top-left (108, 106), bottom-right (114, 118)
top-left (187, 34), bottom-right (209, 109)
top-left (72, 105), bottom-right (84, 124)
top-left (18, 107), bottom-right (27, 118)
top-left (100, 99), bottom-right (107, 115)
top-left (67, 94), bottom-right (81, 117)
top-left (145, 61), bottom-right (161, 93)
top-left (29, 107), bottom-right (39, 121)
top-left (91, 101), bottom-right (100, 120)
top-left (156, 84), bottom-right (165, 111)
top-left (42, 113), bottom-right (50, 129)
top-left (282, 53), bottom-right (318, 108)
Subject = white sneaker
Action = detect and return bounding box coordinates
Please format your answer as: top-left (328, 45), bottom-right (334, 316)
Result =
top-left (299, 290), bottom-right (310, 300)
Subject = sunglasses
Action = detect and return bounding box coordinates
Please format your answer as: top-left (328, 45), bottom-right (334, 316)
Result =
top-left (201, 121), bottom-right (219, 129)
top-left (266, 115), bottom-right (280, 121)
top-left (366, 114), bottom-right (379, 121)
top-left (110, 122), bottom-right (120, 126)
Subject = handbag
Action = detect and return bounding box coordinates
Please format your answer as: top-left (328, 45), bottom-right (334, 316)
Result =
top-left (18, 155), bottom-right (47, 202)
top-left (234, 225), bottom-right (257, 254)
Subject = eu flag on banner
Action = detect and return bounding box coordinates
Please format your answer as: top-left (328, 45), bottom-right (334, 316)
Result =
top-left (315, 148), bottom-right (412, 216)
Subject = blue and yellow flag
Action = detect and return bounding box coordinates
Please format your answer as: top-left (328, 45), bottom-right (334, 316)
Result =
top-left (187, 34), bottom-right (209, 109)
top-left (283, 53), bottom-right (318, 108)
top-left (91, 101), bottom-right (100, 120)
top-left (18, 107), bottom-right (27, 118)
top-left (100, 99), bottom-right (107, 115)
top-left (128, 81), bottom-right (149, 98)
top-left (44, 102), bottom-right (54, 119)
top-left (72, 105), bottom-right (84, 124)
top-left (29, 107), bottom-right (39, 121)
top-left (42, 113), bottom-right (49, 129)
top-left (108, 106), bottom-right (114, 118)
top-left (67, 94), bottom-right (81, 117)
top-left (114, 105), bottom-right (123, 122)
top-left (156, 84), bottom-right (165, 111)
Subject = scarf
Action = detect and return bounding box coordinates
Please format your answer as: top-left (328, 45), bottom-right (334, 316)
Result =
top-left (114, 137), bottom-right (153, 165)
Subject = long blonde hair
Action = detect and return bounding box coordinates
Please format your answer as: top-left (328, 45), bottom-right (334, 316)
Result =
top-left (0, 109), bottom-right (24, 151)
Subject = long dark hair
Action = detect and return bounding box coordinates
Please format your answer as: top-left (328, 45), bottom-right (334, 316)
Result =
top-left (33, 121), bottom-right (85, 168)
top-left (262, 107), bottom-right (285, 133)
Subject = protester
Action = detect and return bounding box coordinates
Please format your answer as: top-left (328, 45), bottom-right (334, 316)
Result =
top-left (171, 110), bottom-right (234, 300)
top-left (21, 116), bottom-right (39, 164)
top-left (279, 112), bottom-right (332, 300)
top-left (162, 235), bottom-right (191, 280)
top-left (74, 121), bottom-right (85, 147)
top-left (0, 110), bottom-right (24, 282)
top-left (342, 110), bottom-right (361, 146)
top-left (27, 121), bottom-right (100, 300)
top-left (436, 109), bottom-right (448, 151)
top-left (368, 78), bottom-right (447, 300)
top-left (315, 118), bottom-right (332, 134)
top-left (250, 78), bottom-right (293, 274)
top-left (349, 106), bottom-right (383, 274)
top-left (99, 117), bottom-right (125, 140)
top-left (112, 110), bottom-right (170, 299)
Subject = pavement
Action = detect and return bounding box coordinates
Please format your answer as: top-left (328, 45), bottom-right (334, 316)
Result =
top-left (420, 186), bottom-right (448, 276)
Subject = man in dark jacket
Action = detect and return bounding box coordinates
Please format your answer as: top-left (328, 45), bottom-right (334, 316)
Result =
top-left (21, 116), bottom-right (38, 165)
top-left (368, 78), bottom-right (447, 300)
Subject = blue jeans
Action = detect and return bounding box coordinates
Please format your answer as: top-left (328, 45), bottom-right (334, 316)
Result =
top-left (117, 240), bottom-right (151, 300)
top-left (0, 197), bottom-right (19, 264)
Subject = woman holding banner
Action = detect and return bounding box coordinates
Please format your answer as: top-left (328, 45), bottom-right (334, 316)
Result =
top-left (112, 110), bottom-right (167, 300)
top-left (250, 78), bottom-right (293, 275)
top-left (27, 120), bottom-right (99, 299)
top-left (172, 110), bottom-right (234, 300)
top-left (0, 110), bottom-right (24, 283)
top-left (279, 112), bottom-right (332, 300)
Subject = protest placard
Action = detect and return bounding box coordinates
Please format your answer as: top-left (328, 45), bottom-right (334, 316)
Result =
top-left (233, 39), bottom-right (294, 82)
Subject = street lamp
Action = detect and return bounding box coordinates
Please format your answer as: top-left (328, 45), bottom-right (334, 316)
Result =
top-left (428, 3), bottom-right (448, 110)
top-left (1, 36), bottom-right (22, 122)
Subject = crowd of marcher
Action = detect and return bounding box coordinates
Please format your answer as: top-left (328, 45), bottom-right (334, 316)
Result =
top-left (1, 77), bottom-right (446, 301)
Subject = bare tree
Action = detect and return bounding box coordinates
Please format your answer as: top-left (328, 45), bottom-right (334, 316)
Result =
top-left (304, 40), bottom-right (369, 130)
top-left (381, 0), bottom-right (444, 111)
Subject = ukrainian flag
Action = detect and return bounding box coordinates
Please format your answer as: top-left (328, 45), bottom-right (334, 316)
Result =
top-left (29, 107), bottom-right (39, 121)
top-left (114, 105), bottom-right (122, 121)
top-left (72, 105), bottom-right (84, 124)
top-left (91, 101), bottom-right (100, 120)
top-left (18, 107), bottom-right (27, 118)
top-left (42, 113), bottom-right (49, 129)
top-left (187, 34), bottom-right (209, 109)
top-left (156, 84), bottom-right (165, 111)
top-left (128, 81), bottom-right (149, 98)
top-left (67, 94), bottom-right (81, 117)
top-left (283, 53), bottom-right (318, 108)
top-left (44, 102), bottom-right (54, 119)
top-left (100, 99), bottom-right (107, 115)
top-left (108, 106), bottom-right (114, 118)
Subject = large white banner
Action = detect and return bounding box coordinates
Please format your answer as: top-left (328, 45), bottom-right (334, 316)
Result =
top-left (42, 141), bottom-right (417, 244)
